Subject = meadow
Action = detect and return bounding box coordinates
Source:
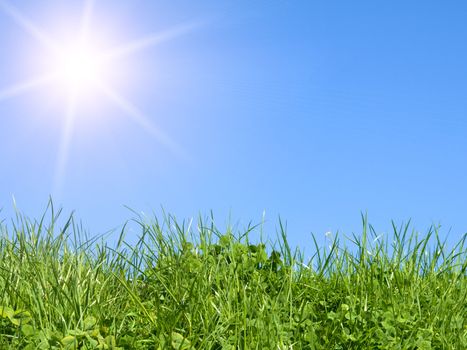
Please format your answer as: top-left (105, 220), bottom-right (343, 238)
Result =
top-left (0, 205), bottom-right (466, 349)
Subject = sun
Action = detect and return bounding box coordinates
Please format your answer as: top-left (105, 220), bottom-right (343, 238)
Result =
top-left (54, 41), bottom-right (104, 95)
top-left (0, 0), bottom-right (196, 194)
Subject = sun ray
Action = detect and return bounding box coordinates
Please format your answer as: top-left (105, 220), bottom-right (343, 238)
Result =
top-left (80, 0), bottom-right (95, 41)
top-left (98, 81), bottom-right (189, 160)
top-left (53, 94), bottom-right (78, 198)
top-left (100, 21), bottom-right (202, 62)
top-left (0, 0), bottom-right (58, 53)
top-left (0, 73), bottom-right (57, 102)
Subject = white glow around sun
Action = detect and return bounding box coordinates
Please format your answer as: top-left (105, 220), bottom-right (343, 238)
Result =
top-left (0, 0), bottom-right (197, 194)
top-left (54, 41), bottom-right (104, 95)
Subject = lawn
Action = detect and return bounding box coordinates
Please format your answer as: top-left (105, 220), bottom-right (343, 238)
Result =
top-left (1, 204), bottom-right (466, 349)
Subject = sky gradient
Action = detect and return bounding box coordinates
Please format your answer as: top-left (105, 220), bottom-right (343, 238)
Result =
top-left (1, 0), bottom-right (467, 252)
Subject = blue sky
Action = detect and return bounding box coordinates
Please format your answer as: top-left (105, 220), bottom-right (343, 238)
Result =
top-left (1, 0), bottom-right (466, 252)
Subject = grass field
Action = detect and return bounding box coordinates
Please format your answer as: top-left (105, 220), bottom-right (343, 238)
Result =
top-left (1, 205), bottom-right (466, 349)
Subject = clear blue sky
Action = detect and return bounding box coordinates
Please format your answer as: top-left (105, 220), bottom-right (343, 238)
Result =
top-left (1, 0), bottom-right (466, 251)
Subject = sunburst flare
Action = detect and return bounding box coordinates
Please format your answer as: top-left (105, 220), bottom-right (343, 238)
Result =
top-left (0, 0), bottom-right (196, 195)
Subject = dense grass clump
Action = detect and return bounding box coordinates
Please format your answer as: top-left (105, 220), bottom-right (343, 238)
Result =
top-left (0, 206), bottom-right (466, 349)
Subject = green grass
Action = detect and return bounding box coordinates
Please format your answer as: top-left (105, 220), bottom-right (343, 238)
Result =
top-left (0, 204), bottom-right (466, 349)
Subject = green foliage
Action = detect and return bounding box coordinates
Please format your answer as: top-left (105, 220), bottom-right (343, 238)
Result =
top-left (0, 204), bottom-right (466, 348)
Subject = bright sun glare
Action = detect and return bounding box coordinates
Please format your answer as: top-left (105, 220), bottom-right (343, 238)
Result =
top-left (55, 42), bottom-right (103, 94)
top-left (0, 0), bottom-right (196, 193)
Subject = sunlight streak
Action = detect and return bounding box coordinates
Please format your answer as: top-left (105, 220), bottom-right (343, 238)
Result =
top-left (98, 82), bottom-right (189, 160)
top-left (80, 0), bottom-right (95, 41)
top-left (0, 74), bottom-right (57, 101)
top-left (101, 21), bottom-right (202, 61)
top-left (0, 0), bottom-right (58, 53)
top-left (53, 94), bottom-right (77, 197)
